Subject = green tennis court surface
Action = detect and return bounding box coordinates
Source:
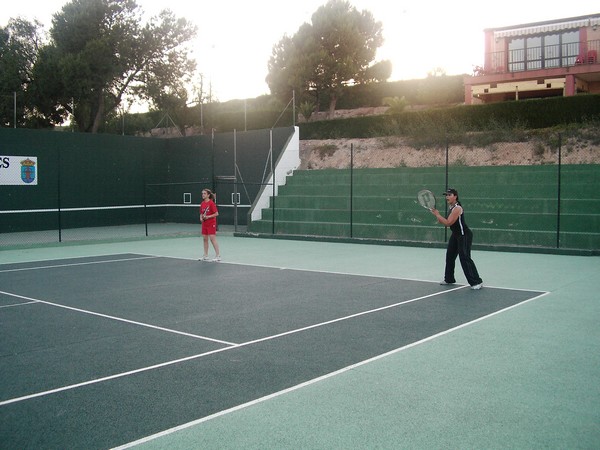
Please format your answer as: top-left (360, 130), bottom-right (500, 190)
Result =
top-left (0, 233), bottom-right (600, 450)
top-left (0, 252), bottom-right (546, 449)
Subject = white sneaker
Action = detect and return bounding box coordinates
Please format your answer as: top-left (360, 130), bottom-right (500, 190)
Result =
top-left (471, 283), bottom-right (483, 290)
top-left (200, 256), bottom-right (210, 261)
top-left (440, 280), bottom-right (455, 285)
top-left (212, 256), bottom-right (221, 262)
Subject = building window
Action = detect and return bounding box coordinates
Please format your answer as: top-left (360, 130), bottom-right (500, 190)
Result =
top-left (508, 38), bottom-right (525, 72)
top-left (561, 31), bottom-right (579, 66)
top-left (508, 30), bottom-right (580, 72)
top-left (544, 34), bottom-right (560, 68)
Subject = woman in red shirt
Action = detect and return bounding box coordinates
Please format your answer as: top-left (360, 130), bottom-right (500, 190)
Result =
top-left (200, 189), bottom-right (221, 261)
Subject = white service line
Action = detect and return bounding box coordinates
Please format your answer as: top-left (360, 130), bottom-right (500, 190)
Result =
top-left (0, 346), bottom-right (237, 407)
top-left (0, 301), bottom-right (38, 309)
top-left (136, 252), bottom-right (545, 294)
top-left (0, 255), bottom-right (158, 273)
top-left (0, 290), bottom-right (238, 347)
top-left (0, 285), bottom-right (466, 408)
top-left (113, 290), bottom-right (551, 450)
top-left (238, 285), bottom-right (468, 347)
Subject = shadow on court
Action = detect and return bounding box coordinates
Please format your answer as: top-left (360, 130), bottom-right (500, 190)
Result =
top-left (0, 254), bottom-right (545, 449)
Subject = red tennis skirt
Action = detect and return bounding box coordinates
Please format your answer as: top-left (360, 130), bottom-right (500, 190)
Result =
top-left (202, 220), bottom-right (217, 235)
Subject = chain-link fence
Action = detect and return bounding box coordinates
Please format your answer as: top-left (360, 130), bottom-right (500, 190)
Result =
top-left (247, 132), bottom-right (600, 254)
top-left (0, 125), bottom-right (294, 248)
top-left (0, 179), bottom-right (257, 249)
top-left (2, 129), bottom-right (598, 253)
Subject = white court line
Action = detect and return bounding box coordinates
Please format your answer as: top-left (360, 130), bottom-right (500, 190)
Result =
top-left (0, 301), bottom-right (37, 309)
top-left (235, 285), bottom-right (468, 348)
top-left (0, 285), bottom-right (467, 407)
top-left (0, 290), bottom-right (238, 347)
top-left (0, 346), bottom-right (236, 407)
top-left (0, 254), bottom-right (550, 414)
top-left (139, 252), bottom-right (546, 294)
top-left (0, 255), bottom-right (158, 273)
top-left (0, 254), bottom-right (236, 347)
top-left (113, 290), bottom-right (551, 449)
top-left (9, 251), bottom-right (542, 295)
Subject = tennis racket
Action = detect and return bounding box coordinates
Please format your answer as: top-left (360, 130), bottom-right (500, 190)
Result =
top-left (417, 189), bottom-right (436, 211)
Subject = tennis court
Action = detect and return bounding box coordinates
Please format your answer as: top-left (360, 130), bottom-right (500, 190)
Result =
top-left (1, 234), bottom-right (599, 449)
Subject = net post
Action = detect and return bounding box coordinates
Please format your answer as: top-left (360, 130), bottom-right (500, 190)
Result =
top-left (234, 129), bottom-right (238, 232)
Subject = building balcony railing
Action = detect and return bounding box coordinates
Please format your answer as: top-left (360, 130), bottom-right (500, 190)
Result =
top-left (474, 39), bottom-right (600, 76)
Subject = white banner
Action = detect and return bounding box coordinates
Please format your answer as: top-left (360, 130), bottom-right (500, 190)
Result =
top-left (0, 156), bottom-right (38, 185)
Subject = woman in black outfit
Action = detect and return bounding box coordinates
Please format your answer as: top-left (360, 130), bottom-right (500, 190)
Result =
top-left (430, 188), bottom-right (483, 290)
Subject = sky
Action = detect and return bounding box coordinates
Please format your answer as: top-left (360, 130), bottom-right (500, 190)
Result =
top-left (1, 1), bottom-right (597, 103)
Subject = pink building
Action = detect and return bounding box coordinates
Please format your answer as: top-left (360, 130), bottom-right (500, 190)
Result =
top-left (464, 13), bottom-right (600, 104)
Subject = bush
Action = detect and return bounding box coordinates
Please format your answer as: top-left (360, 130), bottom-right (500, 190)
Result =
top-left (299, 94), bottom-right (600, 140)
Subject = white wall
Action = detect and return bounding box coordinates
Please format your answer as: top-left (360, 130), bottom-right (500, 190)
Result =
top-left (250, 127), bottom-right (300, 222)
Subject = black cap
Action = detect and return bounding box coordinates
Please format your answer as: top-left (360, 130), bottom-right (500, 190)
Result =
top-left (443, 188), bottom-right (458, 196)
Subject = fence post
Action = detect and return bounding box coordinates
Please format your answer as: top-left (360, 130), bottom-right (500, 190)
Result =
top-left (350, 143), bottom-right (353, 238)
top-left (270, 130), bottom-right (275, 235)
top-left (444, 140), bottom-right (449, 242)
top-left (143, 149), bottom-right (148, 237)
top-left (57, 146), bottom-right (63, 242)
top-left (556, 133), bottom-right (562, 248)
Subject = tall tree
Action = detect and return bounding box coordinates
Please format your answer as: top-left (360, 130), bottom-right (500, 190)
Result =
top-left (0, 18), bottom-right (45, 127)
top-left (267, 0), bottom-right (384, 117)
top-left (365, 59), bottom-right (392, 83)
top-left (29, 0), bottom-right (197, 132)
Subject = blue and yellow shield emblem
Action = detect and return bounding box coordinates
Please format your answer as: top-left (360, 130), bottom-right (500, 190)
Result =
top-left (21, 158), bottom-right (36, 184)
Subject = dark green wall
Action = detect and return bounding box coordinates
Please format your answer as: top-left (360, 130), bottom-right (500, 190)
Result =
top-left (0, 127), bottom-right (294, 231)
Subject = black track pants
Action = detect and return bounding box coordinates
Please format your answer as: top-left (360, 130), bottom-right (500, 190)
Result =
top-left (444, 230), bottom-right (483, 286)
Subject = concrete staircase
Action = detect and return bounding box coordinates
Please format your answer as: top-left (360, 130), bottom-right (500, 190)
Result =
top-left (248, 165), bottom-right (600, 252)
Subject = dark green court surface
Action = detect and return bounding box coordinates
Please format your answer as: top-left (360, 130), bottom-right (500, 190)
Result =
top-left (0, 254), bottom-right (546, 449)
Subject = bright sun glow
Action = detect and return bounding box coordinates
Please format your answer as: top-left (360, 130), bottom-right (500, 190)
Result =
top-left (0, 0), bottom-right (596, 103)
